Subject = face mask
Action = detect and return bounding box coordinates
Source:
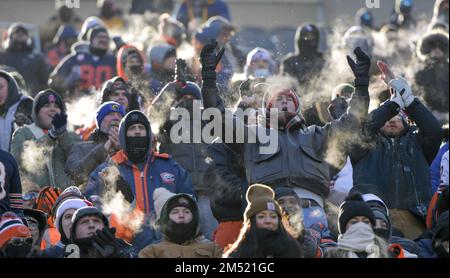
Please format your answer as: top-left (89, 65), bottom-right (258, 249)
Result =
top-left (126, 136), bottom-right (149, 163)
top-left (164, 219), bottom-right (198, 244)
top-left (10, 40), bottom-right (29, 51)
top-left (128, 65), bottom-right (142, 75)
top-left (252, 68), bottom-right (271, 79)
top-left (299, 41), bottom-right (318, 55)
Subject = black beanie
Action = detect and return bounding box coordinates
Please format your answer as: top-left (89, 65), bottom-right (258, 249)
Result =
top-left (87, 26), bottom-right (108, 42)
top-left (32, 89), bottom-right (65, 122)
top-left (274, 187), bottom-right (297, 200)
top-left (338, 194), bottom-right (376, 234)
top-left (433, 211), bottom-right (449, 243)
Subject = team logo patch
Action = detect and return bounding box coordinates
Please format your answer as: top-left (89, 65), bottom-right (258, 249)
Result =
top-left (48, 94), bottom-right (56, 103)
top-left (111, 104), bottom-right (119, 111)
top-left (267, 202), bottom-right (275, 211)
top-left (160, 172), bottom-right (175, 184)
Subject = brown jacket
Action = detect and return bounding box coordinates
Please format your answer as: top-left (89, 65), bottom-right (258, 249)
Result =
top-left (138, 237), bottom-right (222, 258)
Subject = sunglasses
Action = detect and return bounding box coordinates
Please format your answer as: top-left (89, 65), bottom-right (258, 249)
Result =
top-left (9, 237), bottom-right (33, 246)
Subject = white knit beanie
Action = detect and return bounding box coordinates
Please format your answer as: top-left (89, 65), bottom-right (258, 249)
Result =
top-left (54, 199), bottom-right (91, 233)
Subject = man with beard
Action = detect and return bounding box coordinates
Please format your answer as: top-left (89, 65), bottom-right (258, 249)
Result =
top-left (414, 30), bottom-right (449, 116)
top-left (274, 187), bottom-right (336, 258)
top-left (139, 188), bottom-right (222, 258)
top-left (65, 102), bottom-right (125, 186)
top-left (10, 90), bottom-right (79, 189)
top-left (0, 23), bottom-right (49, 96)
top-left (49, 26), bottom-right (116, 100)
top-left (281, 23), bottom-right (325, 86)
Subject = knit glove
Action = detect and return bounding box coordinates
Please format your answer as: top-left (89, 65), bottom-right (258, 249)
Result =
top-left (48, 112), bottom-right (67, 139)
top-left (346, 47), bottom-right (371, 87)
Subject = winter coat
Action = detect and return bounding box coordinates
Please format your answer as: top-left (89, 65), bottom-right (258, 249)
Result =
top-left (65, 130), bottom-right (110, 186)
top-left (175, 0), bottom-right (231, 30)
top-left (0, 149), bottom-right (23, 216)
top-left (0, 48), bottom-right (49, 97)
top-left (85, 111), bottom-right (194, 214)
top-left (205, 141), bottom-right (247, 222)
top-left (10, 124), bottom-right (79, 189)
top-left (138, 237), bottom-right (222, 258)
top-left (201, 71), bottom-right (370, 201)
top-left (0, 70), bottom-right (33, 152)
top-left (158, 129), bottom-right (210, 193)
top-left (281, 24), bottom-right (325, 85)
top-left (352, 99), bottom-right (442, 217)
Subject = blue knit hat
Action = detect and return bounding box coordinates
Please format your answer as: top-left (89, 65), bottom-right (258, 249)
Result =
top-left (96, 101), bottom-right (126, 128)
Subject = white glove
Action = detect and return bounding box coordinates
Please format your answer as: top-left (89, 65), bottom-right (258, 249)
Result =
top-left (389, 76), bottom-right (415, 108)
top-left (390, 87), bottom-right (405, 110)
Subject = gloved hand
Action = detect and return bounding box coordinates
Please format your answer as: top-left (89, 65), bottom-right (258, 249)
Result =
top-left (63, 66), bottom-right (82, 88)
top-left (115, 176), bottom-right (134, 204)
top-left (175, 58), bottom-right (188, 83)
top-left (92, 227), bottom-right (129, 258)
top-left (48, 112), bottom-right (67, 139)
top-left (389, 76), bottom-right (415, 108)
top-left (346, 47), bottom-right (371, 87)
top-left (200, 39), bottom-right (225, 80)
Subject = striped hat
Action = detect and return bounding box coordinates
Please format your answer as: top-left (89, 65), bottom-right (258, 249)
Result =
top-left (0, 212), bottom-right (31, 248)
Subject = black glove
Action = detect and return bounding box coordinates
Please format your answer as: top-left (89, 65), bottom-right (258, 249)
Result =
top-left (239, 78), bottom-right (252, 96)
top-left (200, 39), bottom-right (225, 80)
top-left (175, 58), bottom-right (188, 84)
top-left (115, 176), bottom-right (135, 204)
top-left (346, 47), bottom-right (371, 87)
top-left (92, 227), bottom-right (129, 258)
top-left (48, 112), bottom-right (67, 139)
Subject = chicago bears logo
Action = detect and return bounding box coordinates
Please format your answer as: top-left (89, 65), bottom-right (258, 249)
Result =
top-left (160, 172), bottom-right (175, 184)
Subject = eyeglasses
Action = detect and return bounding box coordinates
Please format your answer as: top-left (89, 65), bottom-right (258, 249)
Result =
top-left (23, 192), bottom-right (39, 201)
top-left (9, 237), bottom-right (33, 246)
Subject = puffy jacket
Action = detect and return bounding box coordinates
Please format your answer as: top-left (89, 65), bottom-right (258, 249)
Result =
top-left (0, 25), bottom-right (49, 96)
top-left (0, 70), bottom-right (33, 152)
top-left (352, 99), bottom-right (442, 217)
top-left (10, 124), bottom-right (79, 189)
top-left (205, 141), bottom-right (247, 222)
